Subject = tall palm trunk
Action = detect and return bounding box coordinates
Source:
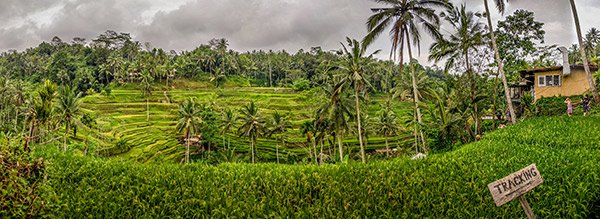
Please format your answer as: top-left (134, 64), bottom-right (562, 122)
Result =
top-left (484, 0), bottom-right (516, 124)
top-left (251, 137), bottom-right (255, 164)
top-left (405, 29), bottom-right (426, 150)
top-left (24, 119), bottom-right (35, 152)
top-left (354, 83), bottom-right (366, 163)
top-left (384, 131), bottom-right (389, 157)
top-left (570, 0), bottom-right (600, 102)
top-left (492, 74), bottom-right (499, 129)
top-left (465, 52), bottom-right (479, 137)
top-left (63, 122), bottom-right (69, 152)
top-left (185, 131), bottom-right (190, 163)
top-left (337, 132), bottom-right (344, 162)
top-left (146, 98), bottom-right (150, 122)
top-left (276, 140), bottom-right (280, 164)
top-left (312, 136), bottom-right (318, 164)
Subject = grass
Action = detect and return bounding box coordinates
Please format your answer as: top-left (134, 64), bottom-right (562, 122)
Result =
top-left (40, 115), bottom-right (600, 217)
top-left (74, 80), bottom-right (412, 163)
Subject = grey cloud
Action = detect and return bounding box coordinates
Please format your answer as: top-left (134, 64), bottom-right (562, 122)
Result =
top-left (0, 0), bottom-right (598, 64)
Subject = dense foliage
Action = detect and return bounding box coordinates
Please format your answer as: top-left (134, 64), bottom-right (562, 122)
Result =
top-left (0, 139), bottom-right (49, 217)
top-left (36, 116), bottom-right (600, 217)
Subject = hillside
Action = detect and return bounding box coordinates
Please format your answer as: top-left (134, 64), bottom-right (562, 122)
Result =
top-left (75, 80), bottom-right (412, 163)
top-left (40, 115), bottom-right (600, 217)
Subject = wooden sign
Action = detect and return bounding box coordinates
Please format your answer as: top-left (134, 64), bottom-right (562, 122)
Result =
top-left (488, 164), bottom-right (543, 219)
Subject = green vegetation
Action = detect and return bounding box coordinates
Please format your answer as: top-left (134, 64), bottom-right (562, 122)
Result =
top-left (75, 81), bottom-right (412, 163)
top-left (3, 0), bottom-right (600, 217)
top-left (32, 116), bottom-right (600, 217)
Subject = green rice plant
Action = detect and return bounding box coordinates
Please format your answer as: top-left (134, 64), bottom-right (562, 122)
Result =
top-left (36, 116), bottom-right (600, 217)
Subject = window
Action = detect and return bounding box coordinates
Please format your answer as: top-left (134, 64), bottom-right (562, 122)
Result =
top-left (538, 75), bottom-right (560, 87)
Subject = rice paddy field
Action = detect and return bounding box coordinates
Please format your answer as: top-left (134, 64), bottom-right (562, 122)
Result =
top-left (74, 80), bottom-right (412, 163)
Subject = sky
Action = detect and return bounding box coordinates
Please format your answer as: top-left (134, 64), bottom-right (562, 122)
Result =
top-left (0, 0), bottom-right (598, 65)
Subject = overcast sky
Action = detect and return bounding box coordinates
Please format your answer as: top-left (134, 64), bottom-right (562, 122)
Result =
top-left (1, 0), bottom-right (598, 64)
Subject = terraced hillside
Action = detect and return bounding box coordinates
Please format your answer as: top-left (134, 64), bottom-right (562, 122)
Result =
top-left (75, 80), bottom-right (412, 163)
top-left (42, 116), bottom-right (600, 217)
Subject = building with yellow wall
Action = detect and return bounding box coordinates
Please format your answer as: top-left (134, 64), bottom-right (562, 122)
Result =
top-left (519, 65), bottom-right (598, 101)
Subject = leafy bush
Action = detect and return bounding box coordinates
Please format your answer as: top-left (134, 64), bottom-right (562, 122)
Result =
top-left (1, 140), bottom-right (49, 217)
top-left (100, 86), bottom-right (112, 97)
top-left (534, 95), bottom-right (581, 116)
top-left (292, 79), bottom-right (311, 91)
top-left (38, 116), bottom-right (600, 217)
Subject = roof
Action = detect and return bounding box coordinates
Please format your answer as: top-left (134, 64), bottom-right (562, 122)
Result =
top-left (520, 65), bottom-right (599, 78)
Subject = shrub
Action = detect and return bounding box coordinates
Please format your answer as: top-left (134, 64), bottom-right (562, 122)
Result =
top-left (39, 116), bottom-right (600, 217)
top-left (100, 86), bottom-right (111, 97)
top-left (534, 95), bottom-right (581, 116)
top-left (1, 140), bottom-right (49, 217)
top-left (292, 79), bottom-right (311, 91)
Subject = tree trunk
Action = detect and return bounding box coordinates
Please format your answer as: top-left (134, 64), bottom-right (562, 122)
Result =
top-left (354, 85), bottom-right (366, 163)
top-left (465, 51), bottom-right (479, 137)
top-left (405, 30), bottom-right (426, 151)
top-left (276, 141), bottom-right (280, 164)
top-left (63, 122), bottom-right (69, 152)
top-left (84, 137), bottom-right (88, 156)
top-left (24, 120), bottom-right (35, 152)
top-left (484, 0), bottom-right (517, 124)
top-left (492, 74), bottom-right (499, 129)
top-left (185, 132), bottom-right (190, 164)
top-left (269, 60), bottom-right (273, 87)
top-left (14, 109), bottom-right (18, 131)
top-left (385, 132), bottom-right (389, 158)
top-left (312, 136), bottom-right (318, 165)
top-left (146, 98), bottom-right (150, 122)
top-left (251, 138), bottom-right (255, 164)
top-left (337, 132), bottom-right (344, 162)
top-left (570, 0), bottom-right (600, 102)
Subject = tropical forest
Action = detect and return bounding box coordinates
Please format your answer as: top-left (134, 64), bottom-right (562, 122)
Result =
top-left (3, 0), bottom-right (600, 217)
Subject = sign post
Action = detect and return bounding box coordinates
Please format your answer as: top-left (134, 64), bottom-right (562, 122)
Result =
top-left (487, 164), bottom-right (543, 219)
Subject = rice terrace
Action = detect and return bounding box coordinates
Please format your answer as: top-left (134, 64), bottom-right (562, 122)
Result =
top-left (2, 0), bottom-right (600, 218)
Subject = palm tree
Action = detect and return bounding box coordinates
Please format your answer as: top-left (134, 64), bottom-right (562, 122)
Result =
top-left (267, 111), bottom-right (292, 163)
top-left (429, 4), bottom-right (486, 137)
top-left (364, 0), bottom-right (450, 151)
top-left (176, 98), bottom-right (203, 163)
top-left (55, 86), bottom-right (82, 152)
top-left (336, 37), bottom-right (380, 163)
top-left (300, 120), bottom-right (318, 164)
top-left (584, 28), bottom-right (600, 59)
top-left (392, 61), bottom-right (435, 153)
top-left (569, 0), bottom-right (600, 102)
top-left (24, 80), bottom-right (57, 151)
top-left (237, 101), bottom-right (265, 163)
top-left (140, 71), bottom-right (153, 122)
top-left (316, 83), bottom-right (353, 162)
top-left (221, 108), bottom-right (235, 149)
top-left (376, 97), bottom-right (399, 157)
top-left (482, 0), bottom-right (517, 123)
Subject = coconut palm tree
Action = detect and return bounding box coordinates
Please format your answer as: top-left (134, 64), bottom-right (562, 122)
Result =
top-left (300, 120), bottom-right (318, 164)
top-left (221, 108), bottom-right (235, 149)
top-left (315, 84), bottom-right (353, 162)
top-left (429, 4), bottom-right (486, 137)
top-left (584, 28), bottom-right (600, 59)
top-left (364, 0), bottom-right (450, 151)
top-left (24, 80), bottom-right (57, 151)
top-left (482, 0), bottom-right (517, 123)
top-left (569, 0), bottom-right (600, 102)
top-left (392, 61), bottom-right (435, 153)
top-left (140, 70), bottom-right (153, 122)
top-left (376, 97), bottom-right (399, 157)
top-left (55, 86), bottom-right (82, 152)
top-left (336, 37), bottom-right (380, 163)
top-left (267, 111), bottom-right (292, 163)
top-left (176, 98), bottom-right (203, 163)
top-left (237, 101), bottom-right (265, 163)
